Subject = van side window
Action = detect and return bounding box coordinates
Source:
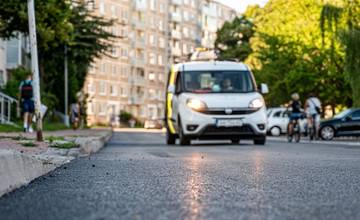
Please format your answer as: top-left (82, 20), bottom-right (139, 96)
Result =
top-left (273, 111), bottom-right (282, 117)
top-left (175, 73), bottom-right (182, 94)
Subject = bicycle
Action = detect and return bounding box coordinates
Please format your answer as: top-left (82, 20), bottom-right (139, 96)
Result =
top-left (287, 118), bottom-right (301, 143)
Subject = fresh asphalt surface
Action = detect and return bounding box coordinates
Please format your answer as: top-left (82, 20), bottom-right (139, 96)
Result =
top-left (1, 130), bottom-right (360, 220)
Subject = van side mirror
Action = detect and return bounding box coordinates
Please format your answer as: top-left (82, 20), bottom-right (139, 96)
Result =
top-left (168, 85), bottom-right (175, 94)
top-left (260, 83), bottom-right (269, 94)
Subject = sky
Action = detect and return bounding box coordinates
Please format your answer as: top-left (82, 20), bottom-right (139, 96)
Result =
top-left (216, 0), bottom-right (268, 13)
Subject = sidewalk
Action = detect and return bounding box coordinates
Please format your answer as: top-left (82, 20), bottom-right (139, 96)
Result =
top-left (0, 128), bottom-right (113, 197)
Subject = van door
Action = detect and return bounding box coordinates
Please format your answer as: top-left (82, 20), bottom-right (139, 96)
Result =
top-left (171, 72), bottom-right (182, 129)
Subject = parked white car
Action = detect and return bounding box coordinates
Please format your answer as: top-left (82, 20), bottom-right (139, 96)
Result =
top-left (267, 107), bottom-right (307, 136)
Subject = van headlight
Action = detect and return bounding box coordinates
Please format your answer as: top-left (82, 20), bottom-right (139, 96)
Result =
top-left (249, 98), bottom-right (264, 109)
top-left (186, 99), bottom-right (207, 112)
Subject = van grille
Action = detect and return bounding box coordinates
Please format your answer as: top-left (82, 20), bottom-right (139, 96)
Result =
top-left (203, 108), bottom-right (258, 115)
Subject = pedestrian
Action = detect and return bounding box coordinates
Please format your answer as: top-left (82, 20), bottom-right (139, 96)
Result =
top-left (18, 74), bottom-right (34, 133)
top-left (70, 103), bottom-right (80, 130)
top-left (305, 93), bottom-right (322, 139)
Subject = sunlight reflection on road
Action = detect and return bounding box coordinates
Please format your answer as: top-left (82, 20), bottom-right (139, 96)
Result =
top-left (185, 152), bottom-right (204, 220)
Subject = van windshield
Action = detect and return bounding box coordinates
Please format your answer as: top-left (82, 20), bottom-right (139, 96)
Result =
top-left (183, 71), bottom-right (256, 93)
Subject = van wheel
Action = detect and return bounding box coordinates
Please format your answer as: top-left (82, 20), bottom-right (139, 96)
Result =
top-left (178, 121), bottom-right (191, 146)
top-left (254, 136), bottom-right (266, 145)
top-left (166, 129), bottom-right (176, 145)
top-left (231, 138), bottom-right (240, 144)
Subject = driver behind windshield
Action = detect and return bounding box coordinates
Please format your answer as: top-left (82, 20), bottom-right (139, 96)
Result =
top-left (221, 78), bottom-right (234, 91)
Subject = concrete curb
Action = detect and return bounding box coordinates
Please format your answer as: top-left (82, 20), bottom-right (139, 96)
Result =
top-left (0, 130), bottom-right (113, 198)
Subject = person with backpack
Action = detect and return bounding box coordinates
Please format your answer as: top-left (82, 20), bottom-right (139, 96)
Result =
top-left (19, 74), bottom-right (34, 133)
top-left (305, 93), bottom-right (322, 139)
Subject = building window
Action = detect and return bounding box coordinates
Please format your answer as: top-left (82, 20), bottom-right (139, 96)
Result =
top-left (149, 34), bottom-right (155, 45)
top-left (99, 82), bottom-right (106, 95)
top-left (99, 2), bottom-right (105, 15)
top-left (149, 72), bottom-right (156, 81)
top-left (150, 0), bottom-right (156, 11)
top-left (121, 48), bottom-right (128, 58)
top-left (87, 82), bottom-right (95, 94)
top-left (99, 103), bottom-right (106, 115)
top-left (158, 73), bottom-right (164, 82)
top-left (110, 5), bottom-right (117, 17)
top-left (120, 87), bottom-right (128, 97)
top-left (149, 53), bottom-right (156, 65)
top-left (158, 55), bottom-right (163, 66)
top-left (159, 3), bottom-right (165, 13)
top-left (101, 63), bottom-right (106, 73)
top-left (159, 37), bottom-right (165, 48)
top-left (110, 84), bottom-right (117, 96)
top-left (112, 65), bottom-right (117, 75)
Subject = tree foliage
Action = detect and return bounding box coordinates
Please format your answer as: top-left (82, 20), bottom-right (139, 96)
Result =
top-left (216, 0), bottom-right (355, 109)
top-left (215, 16), bottom-right (254, 61)
top-left (320, 1), bottom-right (360, 107)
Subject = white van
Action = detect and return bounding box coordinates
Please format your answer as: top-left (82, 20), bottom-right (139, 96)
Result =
top-left (165, 60), bottom-right (269, 145)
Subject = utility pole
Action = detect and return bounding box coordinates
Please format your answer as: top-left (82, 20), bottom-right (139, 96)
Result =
top-left (27, 0), bottom-right (43, 141)
top-left (64, 45), bottom-right (69, 127)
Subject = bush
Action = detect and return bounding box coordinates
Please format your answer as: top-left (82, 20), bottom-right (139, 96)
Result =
top-left (119, 111), bottom-right (132, 123)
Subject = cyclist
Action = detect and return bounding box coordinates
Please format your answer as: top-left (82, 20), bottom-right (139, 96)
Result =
top-left (305, 93), bottom-right (321, 139)
top-left (287, 93), bottom-right (302, 138)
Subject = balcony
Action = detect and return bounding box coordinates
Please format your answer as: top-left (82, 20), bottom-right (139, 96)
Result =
top-left (131, 38), bottom-right (146, 49)
top-left (171, 0), bottom-right (182, 5)
top-left (132, 19), bottom-right (145, 29)
top-left (129, 77), bottom-right (146, 86)
top-left (128, 96), bottom-right (144, 105)
top-left (170, 12), bottom-right (182, 23)
top-left (131, 58), bottom-right (145, 67)
top-left (171, 30), bottom-right (182, 39)
top-left (171, 48), bottom-right (182, 57)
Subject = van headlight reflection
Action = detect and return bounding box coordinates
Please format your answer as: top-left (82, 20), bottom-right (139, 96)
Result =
top-left (186, 99), bottom-right (207, 112)
top-left (249, 98), bottom-right (264, 109)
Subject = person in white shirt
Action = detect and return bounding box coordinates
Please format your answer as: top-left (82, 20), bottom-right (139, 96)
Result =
top-left (305, 93), bottom-right (322, 139)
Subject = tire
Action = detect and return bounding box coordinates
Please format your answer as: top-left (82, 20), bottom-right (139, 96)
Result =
top-left (320, 126), bottom-right (335, 141)
top-left (166, 129), bottom-right (176, 145)
top-left (254, 136), bottom-right (266, 145)
top-left (178, 120), bottom-right (191, 146)
top-left (270, 126), bottom-right (281, 136)
top-left (231, 138), bottom-right (240, 144)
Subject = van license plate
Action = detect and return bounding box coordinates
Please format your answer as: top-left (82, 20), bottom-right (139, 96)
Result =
top-left (216, 119), bottom-right (243, 127)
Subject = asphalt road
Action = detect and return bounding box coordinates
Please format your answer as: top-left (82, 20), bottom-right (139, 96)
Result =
top-left (1, 130), bottom-right (360, 220)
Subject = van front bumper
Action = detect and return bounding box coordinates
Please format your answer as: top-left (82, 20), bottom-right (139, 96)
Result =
top-left (180, 106), bottom-right (267, 138)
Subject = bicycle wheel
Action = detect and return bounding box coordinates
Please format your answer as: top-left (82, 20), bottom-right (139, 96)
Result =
top-left (287, 124), bottom-right (293, 142)
top-left (294, 124), bottom-right (301, 143)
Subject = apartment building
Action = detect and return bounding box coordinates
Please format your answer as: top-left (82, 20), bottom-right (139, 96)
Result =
top-left (0, 39), bottom-right (6, 87)
top-left (84, 0), bottom-right (236, 126)
top-left (202, 1), bottom-right (237, 48)
top-left (0, 34), bottom-right (30, 87)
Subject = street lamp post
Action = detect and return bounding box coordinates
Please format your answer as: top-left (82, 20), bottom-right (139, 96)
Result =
top-left (64, 45), bottom-right (69, 126)
top-left (27, 0), bottom-right (43, 141)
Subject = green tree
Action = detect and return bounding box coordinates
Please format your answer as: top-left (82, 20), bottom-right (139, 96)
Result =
top-left (244, 0), bottom-right (351, 109)
top-left (320, 1), bottom-right (360, 107)
top-left (215, 16), bottom-right (254, 61)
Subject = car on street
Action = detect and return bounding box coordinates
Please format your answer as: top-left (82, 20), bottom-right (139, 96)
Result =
top-left (144, 119), bottom-right (163, 129)
top-left (319, 108), bottom-right (360, 140)
top-left (267, 107), bottom-right (307, 136)
top-left (165, 53), bottom-right (269, 146)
